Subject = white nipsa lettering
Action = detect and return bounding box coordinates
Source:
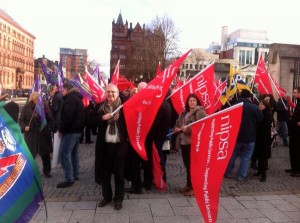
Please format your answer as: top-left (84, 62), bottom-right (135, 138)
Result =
top-left (215, 115), bottom-right (231, 160)
top-left (180, 89), bottom-right (185, 110)
top-left (194, 75), bottom-right (211, 110)
top-left (136, 112), bottom-right (142, 150)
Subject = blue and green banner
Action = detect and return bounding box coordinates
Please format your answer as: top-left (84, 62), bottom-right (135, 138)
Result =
top-left (0, 102), bottom-right (43, 223)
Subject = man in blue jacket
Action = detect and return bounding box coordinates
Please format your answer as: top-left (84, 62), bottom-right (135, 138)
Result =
top-left (225, 89), bottom-right (263, 182)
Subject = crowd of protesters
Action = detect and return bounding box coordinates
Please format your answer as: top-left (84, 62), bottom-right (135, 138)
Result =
top-left (2, 78), bottom-right (300, 211)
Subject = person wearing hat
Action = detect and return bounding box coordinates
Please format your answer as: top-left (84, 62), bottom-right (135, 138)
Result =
top-left (56, 82), bottom-right (85, 188)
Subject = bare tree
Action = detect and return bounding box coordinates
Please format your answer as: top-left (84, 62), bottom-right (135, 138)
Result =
top-left (149, 15), bottom-right (180, 69)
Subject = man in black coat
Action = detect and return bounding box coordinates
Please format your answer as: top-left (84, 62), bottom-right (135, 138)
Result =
top-left (286, 87), bottom-right (300, 177)
top-left (56, 82), bottom-right (85, 188)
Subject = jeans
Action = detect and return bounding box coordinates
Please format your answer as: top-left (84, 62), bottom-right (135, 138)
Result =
top-left (277, 121), bottom-right (288, 145)
top-left (60, 133), bottom-right (81, 182)
top-left (225, 142), bottom-right (255, 180)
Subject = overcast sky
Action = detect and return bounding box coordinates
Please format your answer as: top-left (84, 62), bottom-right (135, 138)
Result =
top-left (2, 0), bottom-right (300, 75)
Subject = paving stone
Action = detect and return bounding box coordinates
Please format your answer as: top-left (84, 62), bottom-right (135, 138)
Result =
top-left (69, 210), bottom-right (95, 222)
top-left (226, 208), bottom-right (265, 219)
top-left (93, 213), bottom-right (129, 223)
top-left (129, 212), bottom-right (154, 223)
top-left (259, 208), bottom-right (293, 222)
top-left (219, 197), bottom-right (245, 210)
top-left (153, 216), bottom-right (190, 223)
top-left (64, 201), bottom-right (97, 210)
top-left (240, 200), bottom-right (275, 209)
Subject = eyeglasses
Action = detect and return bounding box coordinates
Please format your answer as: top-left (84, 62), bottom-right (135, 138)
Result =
top-left (105, 90), bottom-right (118, 94)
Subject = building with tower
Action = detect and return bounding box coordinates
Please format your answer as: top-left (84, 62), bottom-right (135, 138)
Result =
top-left (110, 13), bottom-right (164, 82)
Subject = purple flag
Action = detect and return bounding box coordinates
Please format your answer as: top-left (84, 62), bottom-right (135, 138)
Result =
top-left (70, 74), bottom-right (93, 101)
top-left (34, 96), bottom-right (47, 131)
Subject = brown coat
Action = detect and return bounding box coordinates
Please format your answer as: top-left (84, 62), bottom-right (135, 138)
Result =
top-left (174, 106), bottom-right (206, 149)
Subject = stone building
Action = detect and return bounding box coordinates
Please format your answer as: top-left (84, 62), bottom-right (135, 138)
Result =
top-left (0, 8), bottom-right (35, 96)
top-left (178, 48), bottom-right (219, 80)
top-left (110, 13), bottom-right (164, 82)
top-left (267, 43), bottom-right (300, 98)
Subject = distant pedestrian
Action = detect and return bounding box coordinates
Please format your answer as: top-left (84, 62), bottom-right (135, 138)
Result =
top-left (253, 100), bottom-right (272, 182)
top-left (276, 95), bottom-right (290, 146)
top-left (285, 87), bottom-right (300, 177)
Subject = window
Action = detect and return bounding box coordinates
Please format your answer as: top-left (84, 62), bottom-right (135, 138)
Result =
top-left (190, 64), bottom-right (193, 69)
top-left (246, 51), bottom-right (252, 65)
top-left (239, 50), bottom-right (245, 65)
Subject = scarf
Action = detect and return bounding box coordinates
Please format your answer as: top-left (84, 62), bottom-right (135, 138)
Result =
top-left (101, 97), bottom-right (121, 134)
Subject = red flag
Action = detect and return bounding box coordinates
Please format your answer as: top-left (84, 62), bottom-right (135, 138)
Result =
top-left (190, 103), bottom-right (243, 223)
top-left (270, 75), bottom-right (286, 98)
top-left (213, 80), bottom-right (227, 111)
top-left (117, 75), bottom-right (135, 91)
top-left (110, 60), bottom-right (120, 85)
top-left (123, 50), bottom-right (192, 160)
top-left (82, 97), bottom-right (90, 107)
top-left (85, 70), bottom-right (106, 103)
top-left (170, 63), bottom-right (216, 115)
top-left (172, 76), bottom-right (184, 90)
top-left (254, 53), bottom-right (273, 95)
top-left (152, 143), bottom-right (166, 190)
top-left (287, 98), bottom-right (296, 108)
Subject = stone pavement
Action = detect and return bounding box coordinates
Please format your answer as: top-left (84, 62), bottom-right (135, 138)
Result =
top-left (30, 135), bottom-right (300, 222)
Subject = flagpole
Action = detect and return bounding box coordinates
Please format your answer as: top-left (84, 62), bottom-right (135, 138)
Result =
top-left (268, 73), bottom-right (287, 109)
top-left (166, 63), bottom-right (214, 100)
top-left (111, 105), bottom-right (123, 116)
top-left (28, 110), bottom-right (35, 127)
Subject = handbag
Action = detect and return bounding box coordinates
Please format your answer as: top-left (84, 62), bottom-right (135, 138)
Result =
top-left (105, 124), bottom-right (120, 143)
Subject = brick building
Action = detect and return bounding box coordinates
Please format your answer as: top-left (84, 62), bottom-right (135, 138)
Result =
top-left (0, 8), bottom-right (35, 96)
top-left (59, 48), bottom-right (87, 79)
top-left (110, 13), bottom-right (164, 82)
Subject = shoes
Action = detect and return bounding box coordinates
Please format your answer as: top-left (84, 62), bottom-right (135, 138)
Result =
top-left (224, 173), bottom-right (231, 179)
top-left (253, 172), bottom-right (261, 176)
top-left (285, 168), bottom-right (294, 173)
top-left (142, 184), bottom-right (152, 191)
top-left (74, 177), bottom-right (79, 181)
top-left (236, 176), bottom-right (245, 182)
top-left (259, 174), bottom-right (267, 182)
top-left (179, 186), bottom-right (191, 193)
top-left (183, 189), bottom-right (194, 196)
top-left (125, 187), bottom-right (142, 194)
top-left (98, 198), bottom-right (112, 207)
top-left (114, 202), bottom-right (122, 210)
top-left (85, 141), bottom-right (94, 144)
top-left (291, 172), bottom-right (300, 177)
top-left (44, 173), bottom-right (52, 178)
top-left (56, 181), bottom-right (74, 188)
